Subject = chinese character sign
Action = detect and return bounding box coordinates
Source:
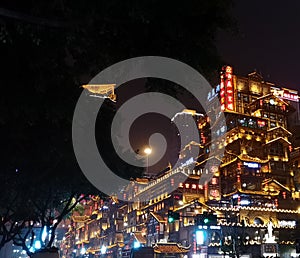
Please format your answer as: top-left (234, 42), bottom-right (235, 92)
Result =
top-left (225, 66), bottom-right (234, 111)
top-left (220, 66), bottom-right (235, 111)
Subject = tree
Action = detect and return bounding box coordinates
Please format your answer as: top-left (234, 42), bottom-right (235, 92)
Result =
top-left (0, 148), bottom-right (106, 256)
top-left (0, 171), bottom-right (33, 250)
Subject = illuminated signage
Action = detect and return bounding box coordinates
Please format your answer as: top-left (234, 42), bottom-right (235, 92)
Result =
top-left (196, 230), bottom-right (205, 245)
top-left (240, 199), bottom-right (250, 206)
top-left (180, 157), bottom-right (194, 167)
top-left (220, 76), bottom-right (225, 111)
top-left (211, 166), bottom-right (218, 173)
top-left (271, 87), bottom-right (299, 102)
top-left (209, 189), bottom-right (220, 198)
top-left (211, 178), bottom-right (218, 185)
top-left (283, 92), bottom-right (299, 101)
top-left (207, 85), bottom-right (221, 101)
top-left (210, 225), bottom-right (221, 230)
top-left (257, 120), bottom-right (266, 127)
top-left (207, 87), bottom-right (218, 101)
top-left (243, 162), bottom-right (259, 168)
top-left (220, 65), bottom-right (235, 111)
top-left (262, 243), bottom-right (279, 255)
top-left (278, 220), bottom-right (296, 227)
top-left (232, 194), bottom-right (239, 199)
top-left (225, 66), bottom-right (234, 111)
top-left (179, 183), bottom-right (203, 189)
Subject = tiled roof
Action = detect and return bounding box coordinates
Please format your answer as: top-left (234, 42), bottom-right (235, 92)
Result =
top-left (249, 94), bottom-right (289, 106)
top-left (134, 232), bottom-right (147, 244)
top-left (72, 215), bottom-right (90, 223)
top-left (267, 126), bottom-right (292, 135)
top-left (238, 154), bottom-right (269, 163)
top-left (262, 178), bottom-right (291, 192)
top-left (153, 243), bottom-right (190, 254)
top-left (265, 137), bottom-right (291, 145)
top-left (135, 178), bottom-right (150, 184)
top-left (150, 212), bottom-right (165, 223)
top-left (87, 248), bottom-right (100, 253)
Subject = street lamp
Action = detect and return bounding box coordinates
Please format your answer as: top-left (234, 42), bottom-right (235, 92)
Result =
top-left (144, 147), bottom-right (152, 174)
top-left (144, 147), bottom-right (152, 155)
top-left (101, 245), bottom-right (107, 255)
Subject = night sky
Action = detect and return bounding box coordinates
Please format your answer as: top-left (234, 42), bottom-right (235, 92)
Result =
top-left (217, 0), bottom-right (300, 91)
top-left (132, 1), bottom-right (300, 172)
top-left (2, 1), bottom-right (299, 176)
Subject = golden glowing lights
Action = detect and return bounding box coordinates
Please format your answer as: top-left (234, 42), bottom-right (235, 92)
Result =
top-left (144, 147), bottom-right (152, 155)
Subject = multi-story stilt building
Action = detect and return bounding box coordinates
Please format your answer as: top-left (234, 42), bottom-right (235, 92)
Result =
top-left (199, 66), bottom-right (299, 207)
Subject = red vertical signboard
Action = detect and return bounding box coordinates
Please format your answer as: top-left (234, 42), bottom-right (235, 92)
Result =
top-left (220, 74), bottom-right (225, 111)
top-left (220, 66), bottom-right (234, 111)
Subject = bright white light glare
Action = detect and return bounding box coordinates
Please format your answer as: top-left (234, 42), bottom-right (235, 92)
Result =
top-left (80, 247), bottom-right (86, 255)
top-left (232, 194), bottom-right (239, 199)
top-left (101, 245), bottom-right (107, 254)
top-left (179, 200), bottom-right (184, 205)
top-left (34, 240), bottom-right (41, 250)
top-left (278, 220), bottom-right (296, 227)
top-left (41, 226), bottom-right (47, 243)
top-left (243, 162), bottom-right (259, 168)
top-left (134, 241), bottom-right (141, 249)
top-left (210, 225), bottom-right (221, 230)
top-left (196, 230), bottom-right (204, 245)
top-left (240, 199), bottom-right (250, 206)
top-left (144, 147), bottom-right (152, 155)
top-left (192, 254), bottom-right (201, 258)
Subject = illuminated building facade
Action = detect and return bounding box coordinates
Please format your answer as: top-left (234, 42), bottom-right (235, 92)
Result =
top-left (200, 66), bottom-right (300, 206)
top-left (61, 197), bottom-right (126, 258)
top-left (61, 66), bottom-right (300, 258)
top-left (195, 65), bottom-right (300, 256)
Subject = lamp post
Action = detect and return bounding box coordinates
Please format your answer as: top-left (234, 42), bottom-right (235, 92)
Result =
top-left (144, 147), bottom-right (152, 175)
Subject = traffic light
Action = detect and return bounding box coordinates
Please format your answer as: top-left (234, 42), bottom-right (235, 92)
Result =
top-left (168, 210), bottom-right (180, 223)
top-left (203, 217), bottom-right (210, 224)
top-left (205, 213), bottom-right (218, 226)
top-left (195, 212), bottom-right (217, 226)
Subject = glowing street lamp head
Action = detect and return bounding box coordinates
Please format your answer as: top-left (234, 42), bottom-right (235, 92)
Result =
top-left (101, 245), bottom-right (107, 254)
top-left (144, 147), bottom-right (152, 155)
top-left (80, 247), bottom-right (86, 255)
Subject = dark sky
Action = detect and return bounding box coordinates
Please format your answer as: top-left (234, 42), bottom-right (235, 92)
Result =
top-left (3, 1), bottom-right (299, 176)
top-left (217, 0), bottom-right (300, 91)
top-left (131, 1), bottom-right (300, 173)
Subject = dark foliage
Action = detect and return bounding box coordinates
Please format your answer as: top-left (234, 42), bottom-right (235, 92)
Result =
top-left (0, 0), bottom-right (236, 252)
